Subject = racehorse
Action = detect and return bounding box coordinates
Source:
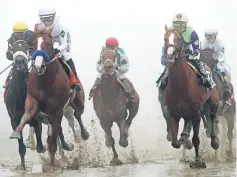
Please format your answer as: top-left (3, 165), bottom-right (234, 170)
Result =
top-left (164, 24), bottom-right (220, 168)
top-left (9, 29), bottom-right (89, 167)
top-left (5, 40), bottom-right (45, 169)
top-left (92, 49), bottom-right (139, 165)
top-left (200, 48), bottom-right (236, 159)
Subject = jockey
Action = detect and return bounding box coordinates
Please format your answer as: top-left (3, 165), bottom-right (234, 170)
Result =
top-left (159, 13), bottom-right (213, 90)
top-left (200, 27), bottom-right (232, 105)
top-left (89, 37), bottom-right (133, 101)
top-left (36, 8), bottom-right (81, 91)
top-left (3, 21), bottom-right (35, 89)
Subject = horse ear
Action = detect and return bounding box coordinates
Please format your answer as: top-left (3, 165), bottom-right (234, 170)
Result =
top-left (165, 24), bottom-right (169, 32)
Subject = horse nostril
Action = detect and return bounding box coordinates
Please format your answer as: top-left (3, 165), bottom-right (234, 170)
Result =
top-left (41, 65), bottom-right (45, 69)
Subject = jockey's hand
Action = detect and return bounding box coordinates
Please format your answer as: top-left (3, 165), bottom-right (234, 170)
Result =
top-left (185, 48), bottom-right (193, 55)
top-left (54, 48), bottom-right (61, 55)
top-left (214, 59), bottom-right (219, 64)
top-left (113, 63), bottom-right (119, 70)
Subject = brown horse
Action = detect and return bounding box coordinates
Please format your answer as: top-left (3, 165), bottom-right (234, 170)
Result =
top-left (9, 30), bottom-right (89, 167)
top-left (200, 48), bottom-right (236, 159)
top-left (92, 49), bottom-right (139, 165)
top-left (164, 25), bottom-right (220, 168)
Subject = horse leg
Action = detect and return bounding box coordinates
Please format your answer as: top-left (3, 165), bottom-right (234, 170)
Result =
top-left (179, 119), bottom-right (193, 150)
top-left (10, 95), bottom-right (38, 139)
top-left (100, 119), bottom-right (122, 165)
top-left (125, 101), bottom-right (139, 138)
top-left (117, 119), bottom-right (128, 148)
top-left (73, 109), bottom-right (89, 140)
top-left (225, 113), bottom-right (235, 160)
top-left (58, 126), bottom-right (74, 151)
top-left (25, 125), bottom-right (36, 150)
top-left (33, 121), bottom-right (46, 153)
top-left (11, 119), bottom-right (26, 169)
top-left (189, 111), bottom-right (206, 169)
top-left (47, 112), bottom-right (63, 167)
top-left (64, 107), bottom-right (80, 143)
top-left (170, 116), bottom-right (181, 148)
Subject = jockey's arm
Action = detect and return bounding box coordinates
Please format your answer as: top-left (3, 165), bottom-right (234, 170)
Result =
top-left (190, 30), bottom-right (200, 56)
top-left (26, 30), bottom-right (35, 56)
top-left (6, 39), bottom-right (13, 61)
top-left (216, 39), bottom-right (225, 63)
top-left (96, 56), bottom-right (103, 73)
top-left (118, 54), bottom-right (129, 73)
top-left (57, 27), bottom-right (71, 54)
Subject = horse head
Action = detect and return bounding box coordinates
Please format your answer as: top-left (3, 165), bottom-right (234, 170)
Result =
top-left (164, 24), bottom-right (186, 65)
top-left (101, 49), bottom-right (117, 78)
top-left (12, 40), bottom-right (29, 71)
top-left (32, 30), bottom-right (55, 75)
top-left (200, 48), bottom-right (215, 70)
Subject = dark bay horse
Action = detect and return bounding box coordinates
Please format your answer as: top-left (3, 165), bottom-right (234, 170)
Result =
top-left (9, 30), bottom-right (89, 167)
top-left (92, 49), bottom-right (139, 165)
top-left (200, 48), bottom-right (236, 159)
top-left (164, 25), bottom-right (220, 168)
top-left (5, 40), bottom-right (45, 169)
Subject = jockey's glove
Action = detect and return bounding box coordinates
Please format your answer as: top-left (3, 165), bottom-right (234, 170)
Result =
top-left (214, 59), bottom-right (219, 64)
top-left (185, 48), bottom-right (193, 55)
top-left (113, 63), bottom-right (119, 70)
top-left (54, 48), bottom-right (61, 55)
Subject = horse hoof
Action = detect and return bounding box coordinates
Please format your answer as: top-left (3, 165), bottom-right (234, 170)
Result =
top-left (81, 129), bottom-right (90, 140)
top-left (36, 145), bottom-right (47, 153)
top-left (110, 158), bottom-right (123, 166)
top-left (119, 137), bottom-right (128, 148)
top-left (171, 141), bottom-right (181, 149)
top-left (167, 133), bottom-right (172, 142)
top-left (189, 158), bottom-right (206, 169)
top-left (10, 131), bottom-right (21, 140)
top-left (74, 134), bottom-right (81, 144)
top-left (211, 136), bottom-right (219, 150)
top-left (183, 139), bottom-right (193, 150)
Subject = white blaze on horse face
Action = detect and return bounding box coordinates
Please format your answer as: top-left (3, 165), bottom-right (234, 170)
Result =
top-left (34, 37), bottom-right (44, 72)
top-left (37, 37), bottom-right (43, 50)
top-left (34, 56), bottom-right (44, 72)
top-left (167, 33), bottom-right (175, 56)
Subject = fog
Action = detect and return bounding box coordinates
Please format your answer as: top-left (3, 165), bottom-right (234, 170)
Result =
top-left (0, 0), bottom-right (236, 164)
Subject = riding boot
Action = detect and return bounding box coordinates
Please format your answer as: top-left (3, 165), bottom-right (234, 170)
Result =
top-left (88, 77), bottom-right (101, 100)
top-left (221, 71), bottom-right (232, 105)
top-left (121, 78), bottom-right (134, 101)
top-left (194, 59), bottom-right (212, 89)
top-left (66, 59), bottom-right (81, 91)
top-left (3, 68), bottom-right (12, 89)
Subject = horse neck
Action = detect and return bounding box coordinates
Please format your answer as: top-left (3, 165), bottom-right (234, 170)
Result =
top-left (9, 67), bottom-right (28, 98)
top-left (38, 60), bottom-right (59, 85)
top-left (11, 67), bottom-right (28, 87)
top-left (168, 56), bottom-right (190, 92)
top-left (99, 73), bottom-right (120, 103)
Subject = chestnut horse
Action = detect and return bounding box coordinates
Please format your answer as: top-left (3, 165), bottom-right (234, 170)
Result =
top-left (9, 30), bottom-right (89, 167)
top-left (164, 25), bottom-right (220, 168)
top-left (92, 49), bottom-right (139, 165)
top-left (200, 48), bottom-right (236, 159)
